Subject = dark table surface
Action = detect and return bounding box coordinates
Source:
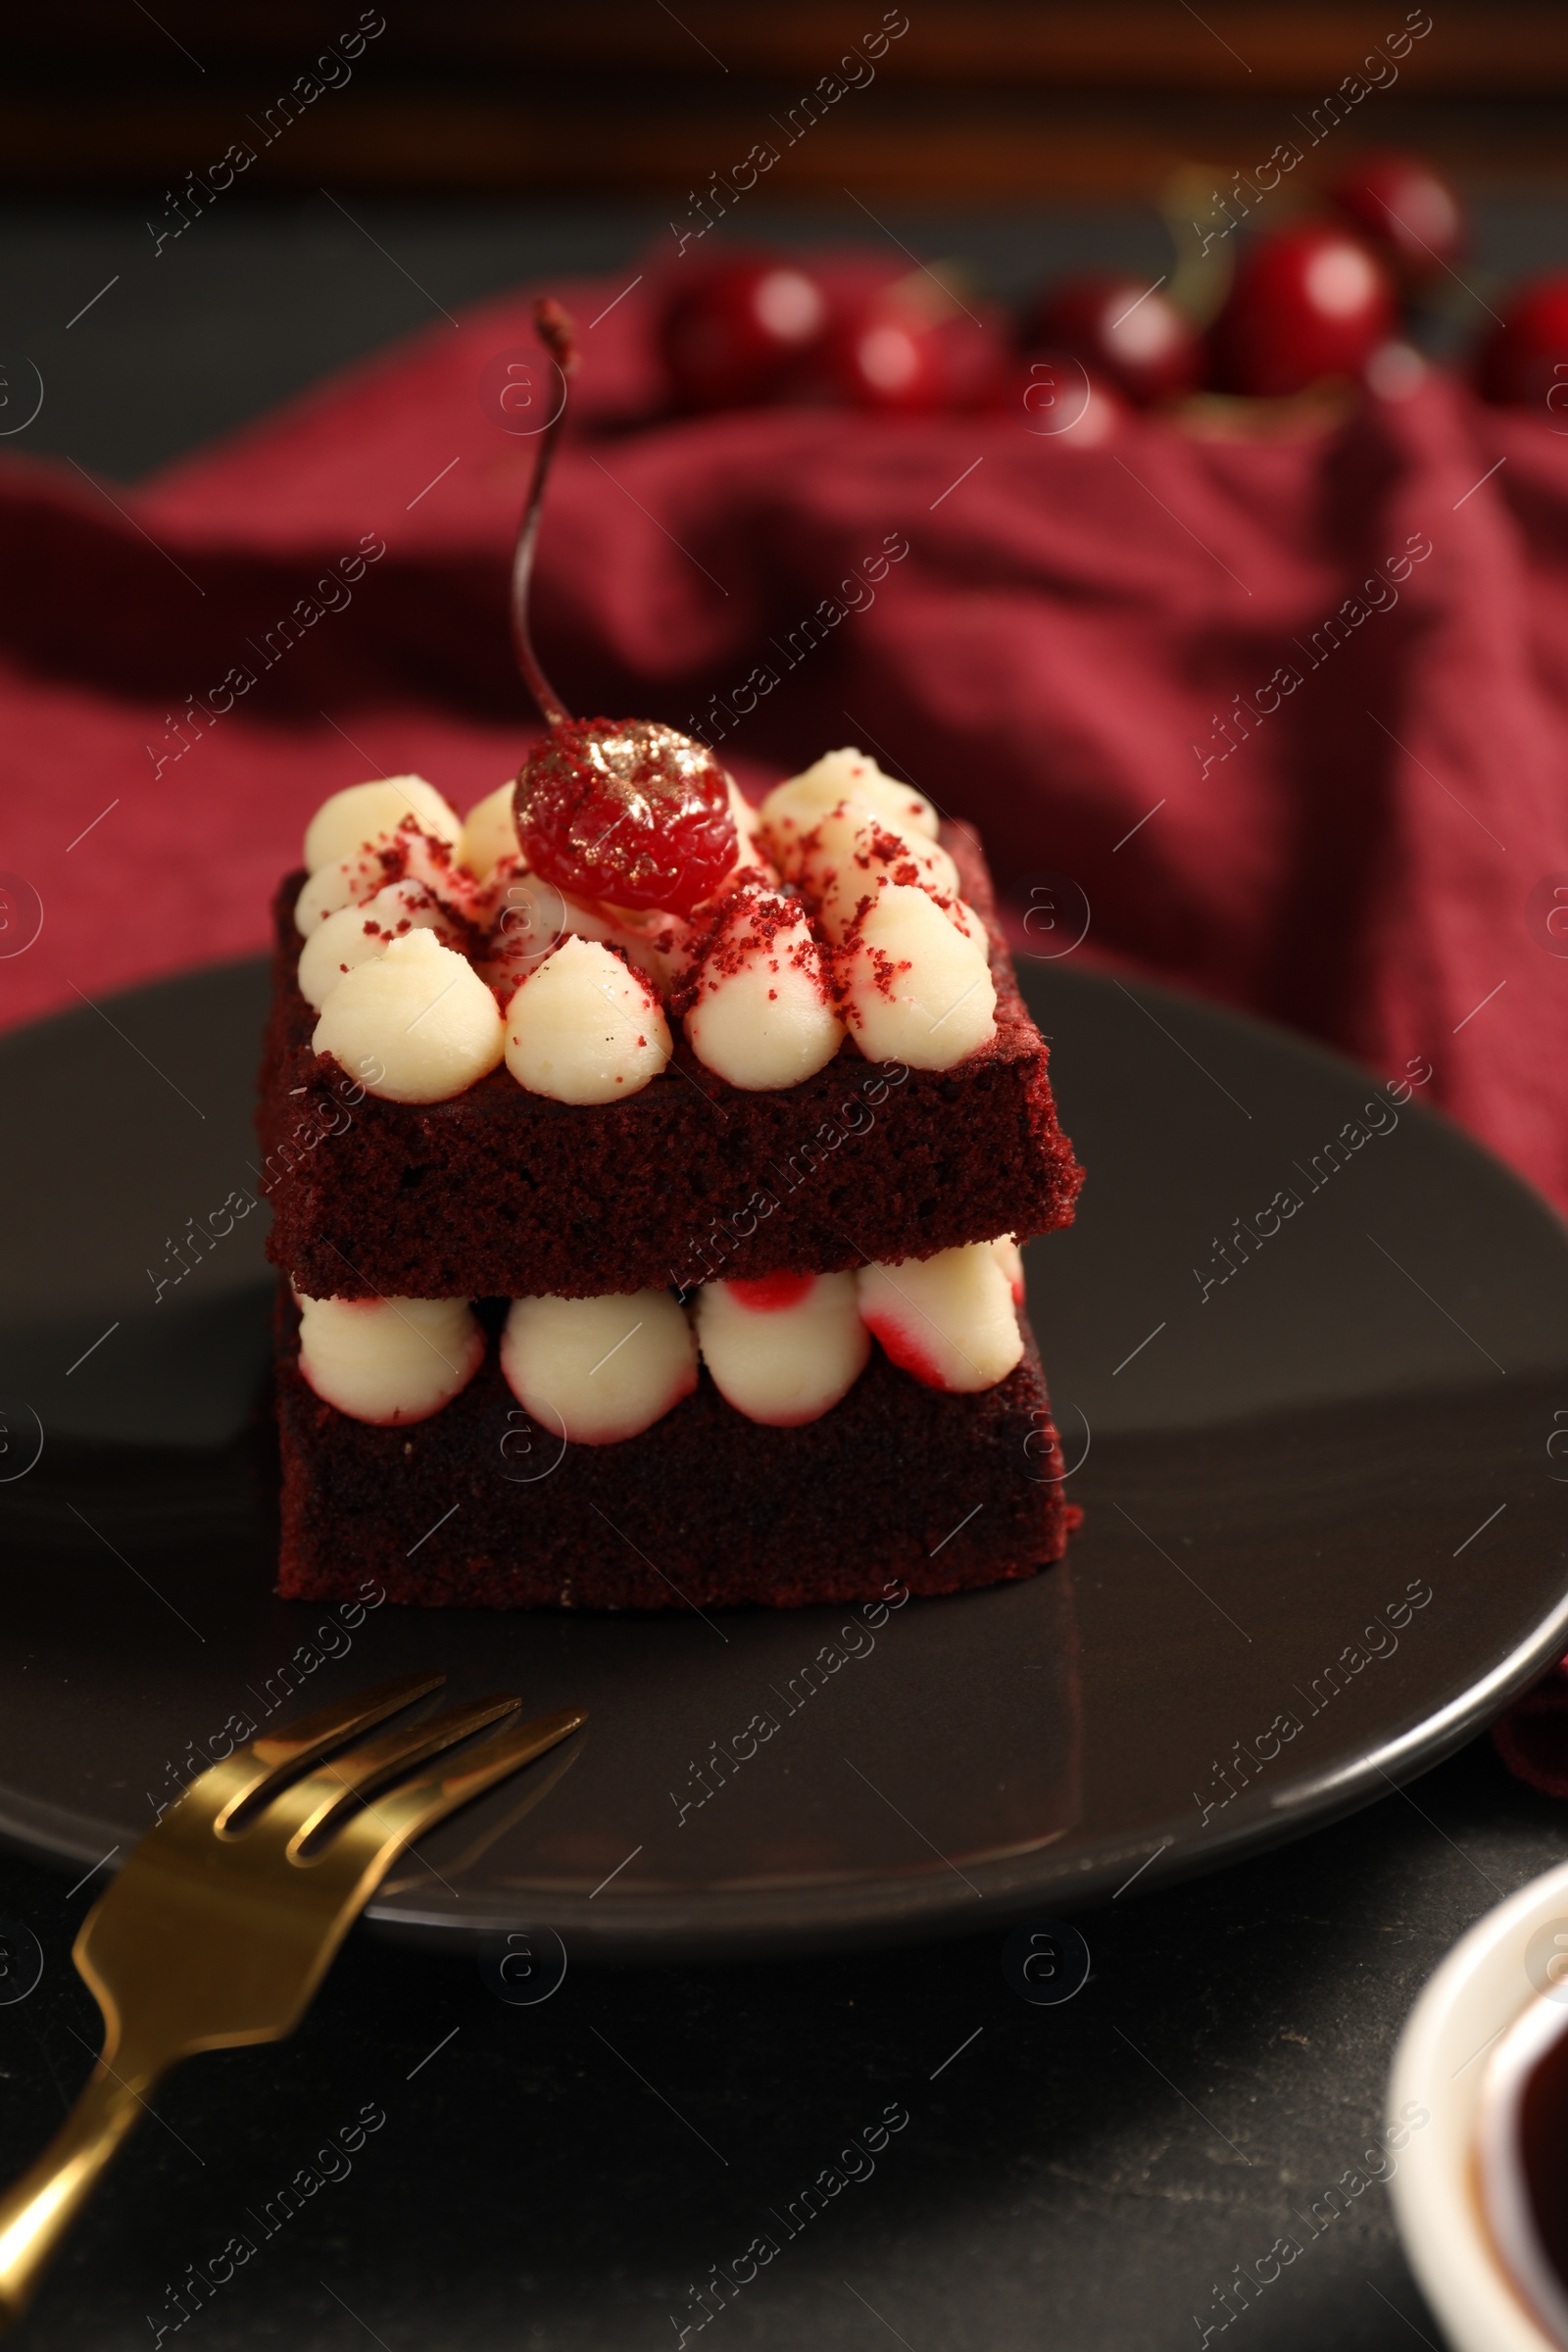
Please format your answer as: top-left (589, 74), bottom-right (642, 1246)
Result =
top-left (3, 193), bottom-right (1567, 2352)
top-left (3, 1747), bottom-right (1564, 2352)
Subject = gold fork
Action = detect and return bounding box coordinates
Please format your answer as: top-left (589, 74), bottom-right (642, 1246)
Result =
top-left (0, 1672), bottom-right (584, 2328)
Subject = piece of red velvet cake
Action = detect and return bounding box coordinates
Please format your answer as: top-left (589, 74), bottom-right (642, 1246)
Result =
top-left (260, 299), bottom-right (1082, 1611)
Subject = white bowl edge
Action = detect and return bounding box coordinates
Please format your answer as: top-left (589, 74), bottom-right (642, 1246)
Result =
top-left (1389, 1855), bottom-right (1568, 2352)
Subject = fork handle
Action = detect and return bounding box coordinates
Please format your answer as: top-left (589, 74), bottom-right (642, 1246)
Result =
top-left (0, 2041), bottom-right (165, 2328)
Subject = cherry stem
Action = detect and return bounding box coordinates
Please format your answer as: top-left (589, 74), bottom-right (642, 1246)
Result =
top-left (510, 296), bottom-right (578, 728)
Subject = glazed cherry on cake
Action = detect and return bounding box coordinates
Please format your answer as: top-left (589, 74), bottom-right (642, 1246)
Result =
top-left (515, 719), bottom-right (738, 916)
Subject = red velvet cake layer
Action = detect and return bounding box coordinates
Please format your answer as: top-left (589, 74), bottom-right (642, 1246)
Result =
top-left (258, 823), bottom-right (1081, 1302)
top-left (273, 1294), bottom-right (1075, 1610)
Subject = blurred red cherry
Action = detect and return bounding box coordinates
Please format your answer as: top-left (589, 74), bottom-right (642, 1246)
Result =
top-left (1476, 275), bottom-right (1568, 411)
top-left (1325, 150), bottom-right (1465, 283)
top-left (1208, 226), bottom-right (1396, 398)
top-left (833, 305), bottom-right (946, 409)
top-left (1010, 350), bottom-right (1124, 445)
top-left (830, 290), bottom-right (1007, 412)
top-left (1022, 274), bottom-right (1202, 405)
top-left (660, 260), bottom-right (828, 409)
top-left (1364, 339), bottom-right (1428, 403)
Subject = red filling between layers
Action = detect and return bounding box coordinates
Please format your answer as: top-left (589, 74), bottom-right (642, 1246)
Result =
top-left (727, 1271), bottom-right (815, 1311)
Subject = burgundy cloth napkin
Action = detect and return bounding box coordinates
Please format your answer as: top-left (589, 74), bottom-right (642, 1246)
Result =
top-left (2, 259), bottom-right (1563, 1772)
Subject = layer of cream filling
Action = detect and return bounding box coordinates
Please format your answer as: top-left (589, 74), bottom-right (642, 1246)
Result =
top-left (693, 1270), bottom-right (869, 1424)
top-left (857, 1242), bottom-right (1024, 1393)
top-left (500, 1289), bottom-right (698, 1444)
top-left (295, 1291), bottom-right (484, 1423)
top-left (296, 1240), bottom-right (1026, 1428)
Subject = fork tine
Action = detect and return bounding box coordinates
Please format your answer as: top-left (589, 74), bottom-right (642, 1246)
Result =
top-left (247, 1671), bottom-right (446, 1769)
top-left (213, 1671), bottom-right (445, 1831)
top-left (338, 1708), bottom-right (588, 1870)
top-left (281, 1694), bottom-right (522, 1855)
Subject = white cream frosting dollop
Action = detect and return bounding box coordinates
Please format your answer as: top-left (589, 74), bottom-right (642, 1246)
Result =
top-left (607, 903), bottom-right (693, 994)
top-left (695, 1271), bottom-right (869, 1425)
top-left (295, 1289), bottom-right (484, 1424)
top-left (993, 1233), bottom-right (1025, 1306)
top-left (801, 806), bottom-right (962, 941)
top-left (504, 935), bottom-right (672, 1103)
top-left (483, 863), bottom-right (573, 971)
top-left (297, 880), bottom-right (461, 1014)
top-left (296, 843), bottom-right (392, 935)
top-left (483, 866), bottom-right (688, 993)
top-left (303, 775), bottom-right (462, 873)
top-left (759, 748), bottom-right (938, 873)
top-left (685, 894), bottom-right (844, 1091)
top-left (295, 818), bottom-right (471, 937)
top-left (843, 883), bottom-right (997, 1068)
top-left (857, 1243), bottom-right (1024, 1394)
top-left (313, 927), bottom-right (505, 1102)
top-left (458, 780), bottom-right (521, 882)
top-left (501, 1288), bottom-right (697, 1444)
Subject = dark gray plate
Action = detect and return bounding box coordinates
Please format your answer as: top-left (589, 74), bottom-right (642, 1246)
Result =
top-left (1, 956), bottom-right (1564, 1961)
